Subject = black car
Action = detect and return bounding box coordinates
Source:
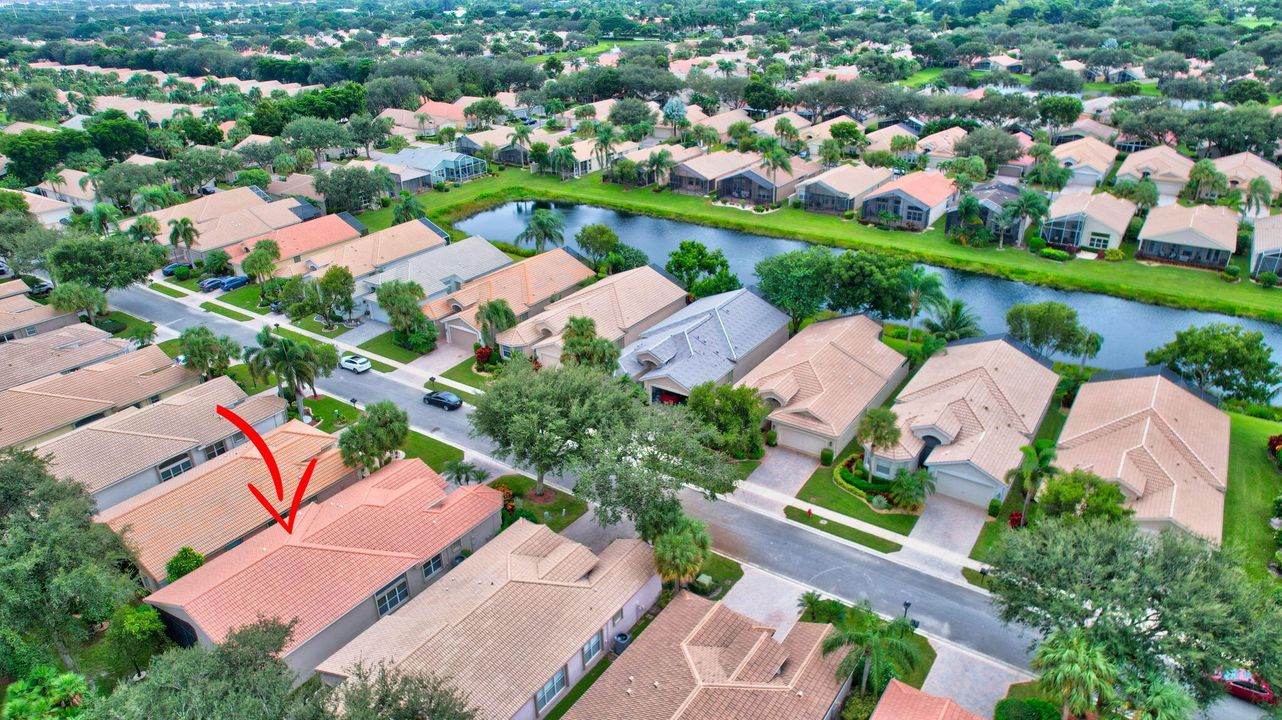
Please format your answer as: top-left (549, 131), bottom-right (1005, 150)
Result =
top-left (422, 390), bottom-right (463, 410)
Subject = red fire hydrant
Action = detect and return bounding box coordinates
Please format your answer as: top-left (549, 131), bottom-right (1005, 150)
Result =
top-left (807, 508), bottom-right (813, 519)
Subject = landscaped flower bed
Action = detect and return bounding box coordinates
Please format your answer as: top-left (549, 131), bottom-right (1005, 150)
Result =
top-left (832, 451), bottom-right (921, 515)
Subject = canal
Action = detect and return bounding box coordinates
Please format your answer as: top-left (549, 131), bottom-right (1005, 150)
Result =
top-left (456, 201), bottom-right (1282, 370)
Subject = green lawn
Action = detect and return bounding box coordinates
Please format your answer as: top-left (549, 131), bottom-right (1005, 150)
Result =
top-left (199, 302), bottom-right (254, 322)
top-left (218, 284), bottom-right (269, 315)
top-left (795, 467), bottom-right (920, 535)
top-left (99, 310), bottom-right (155, 340)
top-left (1224, 413), bottom-right (1282, 585)
top-left (225, 364), bottom-right (276, 396)
top-left (357, 330), bottom-right (421, 364)
top-left (352, 171), bottom-right (1282, 324)
top-left (493, 474), bottom-right (588, 532)
top-left (694, 553), bottom-right (744, 598)
top-left (157, 338), bottom-right (182, 358)
top-left (541, 656), bottom-right (613, 720)
top-left (295, 315), bottom-right (352, 338)
top-left (402, 431), bottom-right (464, 472)
top-left (425, 379), bottom-right (480, 406)
top-left (1082, 81), bottom-right (1163, 97)
top-left (441, 356), bottom-right (493, 389)
top-left (728, 459), bottom-right (760, 481)
top-left (173, 277), bottom-right (204, 292)
top-left (970, 475), bottom-right (1026, 563)
top-left (148, 282), bottom-right (189, 297)
top-left (304, 395), bottom-right (361, 432)
top-left (785, 505), bottom-right (904, 553)
top-left (800, 597), bottom-right (935, 688)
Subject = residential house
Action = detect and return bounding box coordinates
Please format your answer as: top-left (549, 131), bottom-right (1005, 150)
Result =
top-left (1115, 145), bottom-right (1194, 197)
top-left (915, 126), bottom-right (968, 167)
top-left (97, 421), bottom-right (358, 590)
top-left (278, 217), bottom-right (449, 287)
top-left (358, 146), bottom-right (488, 191)
top-left (997, 132), bottom-right (1036, 178)
top-left (233, 134), bottom-right (278, 153)
top-left (35, 168), bottom-right (97, 210)
top-left (361, 235), bottom-right (508, 322)
top-left (612, 144), bottom-right (706, 186)
top-left (945, 182), bottom-right (1028, 246)
top-left (555, 137), bottom-right (640, 179)
top-left (146, 459), bottom-right (503, 677)
top-left (1252, 213), bottom-right (1282, 276)
top-left (738, 316), bottom-right (909, 457)
top-left (797, 164), bottom-right (894, 214)
top-left (750, 111), bottom-right (812, 139)
top-left (717, 156), bottom-right (823, 206)
top-left (456, 126), bottom-right (567, 167)
top-left (1051, 137), bottom-right (1118, 187)
top-left (1212, 152), bottom-right (1281, 199)
top-left (121, 186), bottom-right (320, 261)
top-left (562, 591), bottom-right (851, 720)
top-left (867, 336), bottom-right (1058, 506)
top-left (422, 249), bottom-right (595, 346)
top-left (3, 121), bottom-right (56, 135)
top-left (316, 520), bottom-right (660, 720)
top-left (619, 289), bottom-right (789, 404)
top-left (0, 324), bottom-right (128, 390)
top-left (974, 54), bottom-right (1024, 73)
top-left (800, 115), bottom-right (859, 156)
top-left (375, 108), bottom-right (431, 139)
top-left (1108, 66), bottom-right (1146, 83)
top-left (39, 376), bottom-right (287, 510)
top-left (696, 108), bottom-right (753, 141)
top-left (860, 172), bottom-right (957, 230)
top-left (410, 99), bottom-right (468, 132)
top-left (0, 286), bottom-right (78, 341)
top-left (864, 124), bottom-right (918, 155)
top-left (669, 151), bottom-right (762, 196)
top-left (267, 173), bottom-right (325, 210)
top-left (1057, 367), bottom-right (1229, 542)
top-left (496, 265), bottom-right (687, 367)
top-left (21, 191), bottom-right (71, 227)
top-left (1082, 96), bottom-right (1119, 124)
top-left (1055, 117), bottom-right (1115, 146)
top-left (1060, 58), bottom-right (1090, 78)
top-left (1136, 204), bottom-right (1237, 269)
top-left (1041, 191), bottom-right (1138, 252)
top-left (0, 345), bottom-right (199, 450)
top-left (226, 213), bottom-right (366, 272)
top-left (870, 681), bottom-right (985, 720)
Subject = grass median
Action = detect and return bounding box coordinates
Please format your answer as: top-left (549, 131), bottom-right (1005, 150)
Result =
top-left (199, 302), bottom-right (253, 322)
top-left (784, 506), bottom-right (903, 553)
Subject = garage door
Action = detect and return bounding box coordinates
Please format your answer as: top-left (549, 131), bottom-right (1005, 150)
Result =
top-left (776, 426), bottom-right (830, 458)
top-left (932, 469), bottom-right (998, 507)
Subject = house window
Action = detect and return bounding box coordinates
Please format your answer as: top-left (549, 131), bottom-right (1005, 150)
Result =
top-left (24, 327), bottom-right (36, 336)
top-left (613, 608), bottom-right (624, 624)
top-left (582, 631), bottom-right (602, 664)
top-left (1086, 233), bottom-right (1110, 250)
top-left (0, 331), bottom-right (15, 343)
top-left (534, 667), bottom-right (567, 712)
top-left (158, 455), bottom-right (193, 482)
top-left (202, 440), bottom-right (228, 460)
top-left (874, 460), bottom-right (891, 477)
top-left (422, 554), bottom-right (443, 580)
top-left (375, 576), bottom-right (409, 616)
top-left (905, 208), bottom-right (925, 224)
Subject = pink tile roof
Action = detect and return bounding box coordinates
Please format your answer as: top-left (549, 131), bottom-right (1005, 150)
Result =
top-left (146, 459), bottom-right (501, 653)
top-left (422, 248), bottom-right (595, 330)
top-left (866, 171), bottom-right (957, 208)
top-left (226, 214), bottom-right (363, 264)
top-left (871, 680), bottom-right (985, 720)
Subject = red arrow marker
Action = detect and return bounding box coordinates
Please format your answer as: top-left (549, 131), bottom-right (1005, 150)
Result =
top-left (217, 405), bottom-right (316, 534)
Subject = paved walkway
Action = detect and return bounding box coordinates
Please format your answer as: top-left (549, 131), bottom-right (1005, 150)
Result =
top-left (741, 447), bottom-right (818, 497)
top-left (908, 495), bottom-right (988, 556)
top-left (922, 643), bottom-right (1033, 717)
top-left (720, 565), bottom-right (807, 638)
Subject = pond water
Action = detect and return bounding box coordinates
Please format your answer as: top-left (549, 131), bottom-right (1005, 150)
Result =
top-left (456, 201), bottom-right (1282, 370)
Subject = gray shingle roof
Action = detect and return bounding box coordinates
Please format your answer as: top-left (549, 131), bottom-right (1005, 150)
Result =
top-left (364, 236), bottom-right (512, 298)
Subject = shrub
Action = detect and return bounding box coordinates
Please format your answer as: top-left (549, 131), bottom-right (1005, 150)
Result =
top-left (1259, 271), bottom-right (1278, 288)
top-left (841, 693), bottom-right (880, 720)
top-left (1222, 265), bottom-right (1242, 282)
top-left (791, 199), bottom-right (802, 209)
top-left (1102, 248), bottom-right (1125, 261)
top-left (501, 506), bottom-right (537, 529)
top-left (1028, 237), bottom-right (1047, 252)
top-left (434, 181), bottom-right (448, 192)
top-left (1271, 494), bottom-right (1282, 518)
top-left (842, 210), bottom-right (855, 220)
top-left (95, 318), bottom-right (127, 334)
top-left (869, 494), bottom-right (889, 510)
top-left (1275, 527), bottom-right (1282, 547)
top-left (995, 698), bottom-right (1059, 720)
top-left (819, 447), bottom-right (834, 466)
top-left (393, 327), bottom-right (436, 354)
top-left (766, 430), bottom-right (777, 446)
top-left (988, 498), bottom-right (1002, 517)
top-left (172, 265), bottom-right (193, 281)
top-left (753, 205), bottom-right (766, 213)
top-left (1268, 434), bottom-right (1282, 457)
top-left (1275, 549), bottom-right (1282, 569)
top-left (475, 345), bottom-right (494, 366)
top-left (378, 196), bottom-right (391, 207)
top-left (1040, 247), bottom-right (1071, 262)
top-left (166, 546), bottom-right (205, 582)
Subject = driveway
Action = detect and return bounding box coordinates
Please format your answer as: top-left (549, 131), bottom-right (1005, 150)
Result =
top-left (720, 564), bottom-right (808, 638)
top-left (922, 642), bottom-right (1033, 717)
top-left (403, 341), bottom-right (476, 380)
top-left (741, 447), bottom-right (818, 497)
top-left (908, 495), bottom-right (988, 554)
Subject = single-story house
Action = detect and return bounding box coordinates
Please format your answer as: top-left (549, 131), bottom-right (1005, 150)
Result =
top-left (611, 144), bottom-right (706, 186)
top-left (267, 173), bottom-right (325, 210)
top-left (1252, 213), bottom-right (1282, 276)
top-left (717, 156), bottom-right (823, 205)
top-left (1060, 58), bottom-right (1090, 78)
top-left (871, 681), bottom-right (984, 720)
top-left (1041, 191), bottom-right (1138, 251)
top-left (496, 265), bottom-right (687, 367)
top-left (1115, 145), bottom-right (1194, 197)
top-left (1051, 137), bottom-right (1118, 187)
top-left (867, 336), bottom-right (1058, 506)
top-left (860, 171), bottom-right (957, 230)
top-left (3, 121), bottom-right (56, 135)
top-left (945, 181), bottom-right (1028, 246)
top-left (121, 186), bottom-right (319, 261)
top-left (422, 248), bottom-right (595, 346)
top-left (669, 150), bottom-right (762, 196)
top-left (39, 376), bottom-right (287, 510)
top-left (456, 126), bottom-right (568, 167)
top-left (1136, 203), bottom-right (1237, 269)
top-left (863, 124), bottom-right (918, 155)
top-left (97, 420), bottom-right (358, 590)
top-left (696, 109), bottom-right (753, 141)
top-left (749, 111), bottom-right (812, 139)
top-left (738, 315), bottom-right (909, 458)
top-left (361, 235), bottom-right (509, 322)
top-left (800, 115), bottom-right (859, 155)
top-left (1212, 152), bottom-right (1281, 200)
top-left (797, 164), bottom-right (894, 214)
top-left (0, 324), bottom-right (127, 390)
top-left (557, 137), bottom-right (640, 179)
top-left (360, 146), bottom-right (488, 191)
top-left (146, 459), bottom-right (503, 678)
top-left (1055, 117), bottom-right (1115, 146)
top-left (1057, 367), bottom-right (1229, 543)
top-left (35, 168), bottom-right (97, 210)
top-left (0, 345), bottom-right (199, 450)
top-left (562, 591), bottom-right (851, 720)
top-left (915, 126), bottom-right (968, 167)
top-left (974, 54), bottom-right (1023, 73)
top-left (316, 520), bottom-right (661, 720)
top-left (619, 288), bottom-right (789, 404)
top-left (375, 108), bottom-right (432, 138)
top-left (0, 287), bottom-right (78, 342)
top-left (997, 132), bottom-right (1036, 178)
top-left (21, 191), bottom-right (72, 227)
top-left (227, 212), bottom-right (366, 271)
top-left (278, 216), bottom-right (449, 283)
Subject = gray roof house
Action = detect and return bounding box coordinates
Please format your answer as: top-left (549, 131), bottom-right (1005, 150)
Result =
top-left (358, 236), bottom-right (512, 323)
top-left (357, 146), bottom-right (488, 192)
top-left (619, 289), bottom-right (789, 404)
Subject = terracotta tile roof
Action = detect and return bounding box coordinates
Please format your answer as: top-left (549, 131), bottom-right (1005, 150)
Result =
top-left (678, 150), bottom-right (763, 182)
top-left (276, 218), bottom-right (447, 279)
top-left (146, 459), bottom-right (502, 653)
top-left (870, 680), bottom-right (985, 720)
top-left (122, 187), bottom-right (313, 253)
top-left (697, 109), bottom-right (753, 135)
top-left (1138, 204), bottom-right (1238, 252)
top-left (620, 144), bottom-right (706, 166)
top-left (800, 116), bottom-right (857, 144)
top-left (1052, 137), bottom-right (1118, 175)
top-left (0, 279), bottom-right (28, 299)
top-left (3, 121), bottom-right (56, 134)
top-left (865, 171), bottom-right (957, 208)
top-left (751, 111), bottom-right (812, 136)
top-left (96, 421), bottom-right (352, 584)
top-left (1116, 145), bottom-right (1194, 183)
top-left (799, 164), bottom-right (894, 199)
top-left (39, 376), bottom-right (285, 497)
top-left (20, 191), bottom-right (72, 215)
top-left (36, 169), bottom-right (96, 203)
top-left (123, 153), bottom-right (164, 167)
top-left (1057, 369), bottom-right (1229, 542)
top-left (1066, 117), bottom-right (1115, 142)
top-left (226, 213), bottom-right (364, 264)
top-left (497, 266), bottom-right (686, 355)
top-left (413, 99), bottom-right (468, 123)
top-left (266, 173), bottom-right (323, 205)
top-left (563, 591), bottom-right (846, 720)
top-left (421, 248), bottom-right (595, 332)
top-left (317, 520), bottom-right (656, 720)
top-left (865, 125), bottom-right (917, 155)
top-left (1253, 213), bottom-right (1282, 254)
top-left (0, 324), bottom-right (127, 390)
top-left (1212, 152), bottom-right (1281, 193)
top-left (1046, 191), bottom-right (1137, 235)
top-left (882, 337), bottom-right (1058, 483)
top-left (916, 126), bottom-right (968, 158)
top-left (0, 293), bottom-right (72, 334)
top-left (738, 316), bottom-right (907, 437)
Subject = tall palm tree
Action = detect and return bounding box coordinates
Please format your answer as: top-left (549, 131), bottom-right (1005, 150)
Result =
top-left (476, 298), bottom-right (517, 350)
top-left (899, 267), bottom-right (947, 345)
top-left (999, 189), bottom-right (1050, 248)
top-left (515, 208), bottom-right (565, 252)
top-left (1125, 676), bottom-right (1195, 720)
top-left (126, 215), bottom-right (161, 244)
top-left (549, 145), bottom-right (577, 180)
top-left (773, 117), bottom-right (799, 147)
top-left (592, 123), bottom-right (619, 172)
top-left (689, 124), bottom-right (720, 149)
top-left (1008, 440), bottom-right (1059, 519)
top-left (760, 147), bottom-right (793, 195)
top-left (1074, 328), bottom-right (1103, 369)
top-left (1244, 176), bottom-right (1273, 219)
top-left (1033, 628), bottom-right (1117, 720)
top-left (821, 601), bottom-right (924, 695)
top-left (1185, 159), bottom-right (1227, 200)
top-left (819, 138), bottom-right (844, 167)
top-left (246, 332), bottom-right (322, 418)
top-left (42, 170), bottom-right (65, 195)
top-left (86, 203), bottom-right (122, 235)
top-left (952, 194), bottom-right (984, 244)
top-left (924, 299), bottom-right (982, 341)
top-left (857, 407), bottom-right (900, 476)
top-left (135, 185), bottom-right (180, 212)
top-left (78, 168), bottom-right (103, 201)
top-left (644, 148), bottom-right (676, 187)
top-left (168, 217), bottom-right (199, 262)
top-left (508, 123), bottom-right (533, 152)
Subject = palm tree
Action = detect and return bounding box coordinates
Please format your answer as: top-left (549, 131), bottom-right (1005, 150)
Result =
top-left (644, 148), bottom-right (676, 187)
top-left (951, 194), bottom-right (984, 244)
top-left (508, 123), bottom-right (533, 152)
top-left (42, 169), bottom-right (66, 195)
top-left (899, 267), bottom-right (947, 346)
top-left (135, 185), bottom-right (180, 212)
top-left (134, 108), bottom-right (151, 127)
top-left (49, 281), bottom-right (107, 326)
top-left (1125, 676), bottom-right (1195, 720)
top-left (86, 202), bottom-right (122, 235)
top-left (549, 145), bottom-right (576, 180)
top-left (1033, 628), bottom-right (1117, 720)
top-left (760, 146), bottom-right (793, 194)
top-left (78, 169), bottom-right (103, 201)
top-left (442, 459), bottom-right (490, 486)
top-left (1008, 440), bottom-right (1059, 520)
top-left (819, 138), bottom-right (844, 167)
top-left (516, 208), bottom-right (565, 251)
top-left (392, 190), bottom-right (426, 224)
top-left (726, 120), bottom-right (753, 147)
top-left (1131, 179), bottom-right (1159, 213)
top-left (438, 126), bottom-right (458, 149)
top-left (126, 215), bottom-right (161, 243)
top-left (821, 601), bottom-right (924, 695)
top-left (245, 332), bottom-right (323, 418)
top-left (773, 117), bottom-right (799, 147)
top-left (476, 298), bottom-right (517, 350)
top-left (1074, 328), bottom-right (1103, 369)
top-left (1244, 176), bottom-right (1273, 219)
top-left (925, 299), bottom-right (982, 341)
top-left (999, 189), bottom-right (1050, 248)
top-left (652, 515), bottom-right (711, 588)
top-left (689, 124), bottom-right (720, 149)
top-left (592, 123), bottom-right (619, 172)
top-left (1186, 159), bottom-right (1227, 199)
top-left (168, 217), bottom-right (199, 262)
top-left (888, 468), bottom-right (936, 510)
top-left (857, 407), bottom-right (901, 475)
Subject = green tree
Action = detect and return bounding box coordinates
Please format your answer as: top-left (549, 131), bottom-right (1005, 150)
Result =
top-left (281, 117), bottom-right (351, 169)
top-left (1244, 176), bottom-right (1273, 219)
top-left (234, 169), bottom-right (271, 189)
top-left (1185, 159), bottom-right (1228, 199)
top-left (1125, 676), bottom-right (1196, 720)
top-left (515, 208), bottom-right (565, 252)
top-left (575, 224), bottom-right (619, 271)
top-left (665, 240), bottom-right (742, 298)
top-left (2, 666), bottom-right (90, 719)
top-left (391, 190), bottom-right (426, 225)
top-left (686, 382), bottom-right (769, 458)
top-left (346, 114), bottom-right (393, 159)
top-left (1037, 469), bottom-right (1132, 523)
top-left (653, 515), bottom-right (711, 587)
top-left (1145, 322), bottom-right (1282, 404)
top-left (754, 247), bottom-right (834, 333)
top-left (857, 408), bottom-right (901, 463)
top-left (289, 663), bottom-right (478, 720)
top-left (441, 459), bottom-right (490, 486)
top-left (821, 602), bottom-right (924, 695)
top-left (476, 299), bottom-right (517, 351)
top-left (167, 217), bottom-right (199, 263)
top-left (374, 279), bottom-right (436, 351)
top-left (241, 248), bottom-right (278, 284)
top-left (899, 266), bottom-right (947, 344)
top-left (1008, 440), bottom-right (1059, 520)
top-left (165, 547), bottom-right (205, 583)
top-left (317, 265), bottom-right (356, 323)
top-left (338, 401), bottom-right (410, 470)
top-left (560, 316), bottom-right (619, 372)
top-left (3, 226), bottom-right (59, 277)
top-left (49, 281), bottom-right (107, 326)
top-left (1038, 96), bottom-right (1085, 142)
top-left (125, 215), bottom-right (162, 244)
top-left (1006, 301), bottom-right (1084, 358)
top-left (47, 234), bottom-right (163, 293)
top-left (178, 326), bottom-right (241, 379)
top-left (102, 604), bottom-right (166, 676)
top-left (924, 299), bottom-right (982, 341)
top-left (84, 203), bottom-right (122, 236)
top-left (888, 467), bottom-right (936, 510)
top-left (243, 333), bottom-right (330, 417)
top-left (827, 251), bottom-right (912, 319)
top-left (954, 127), bottom-right (1022, 174)
top-left (1034, 628), bottom-right (1118, 720)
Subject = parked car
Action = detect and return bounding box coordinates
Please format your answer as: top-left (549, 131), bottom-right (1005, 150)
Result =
top-left (422, 390), bottom-right (463, 411)
top-left (197, 187), bottom-right (216, 196)
top-left (174, 354), bottom-right (188, 367)
top-left (1214, 669), bottom-right (1277, 705)
top-left (162, 262), bottom-right (193, 276)
top-left (219, 276), bottom-right (251, 291)
top-left (340, 355), bottom-right (372, 374)
top-left (0, 260), bottom-right (10, 276)
top-left (26, 281), bottom-right (52, 297)
top-left (198, 277), bottom-right (226, 292)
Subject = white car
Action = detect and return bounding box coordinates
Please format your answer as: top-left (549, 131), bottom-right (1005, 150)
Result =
top-left (340, 355), bottom-right (372, 374)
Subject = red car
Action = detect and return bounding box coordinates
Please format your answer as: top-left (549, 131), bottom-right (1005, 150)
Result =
top-left (1214, 669), bottom-right (1277, 705)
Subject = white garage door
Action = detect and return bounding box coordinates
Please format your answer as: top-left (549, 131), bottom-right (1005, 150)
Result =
top-left (776, 426), bottom-right (830, 458)
top-left (932, 469), bottom-right (998, 507)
